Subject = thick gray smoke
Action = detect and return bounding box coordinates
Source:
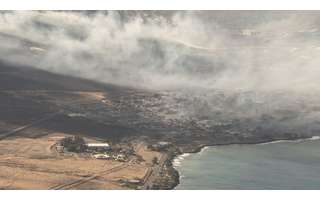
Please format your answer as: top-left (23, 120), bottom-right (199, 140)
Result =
top-left (3, 11), bottom-right (320, 137)
top-left (2, 11), bottom-right (320, 92)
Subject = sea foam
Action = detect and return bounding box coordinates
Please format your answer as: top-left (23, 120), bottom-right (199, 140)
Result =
top-left (257, 136), bottom-right (320, 145)
top-left (173, 153), bottom-right (190, 168)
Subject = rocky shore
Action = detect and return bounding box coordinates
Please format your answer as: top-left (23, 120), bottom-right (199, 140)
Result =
top-left (152, 134), bottom-right (314, 190)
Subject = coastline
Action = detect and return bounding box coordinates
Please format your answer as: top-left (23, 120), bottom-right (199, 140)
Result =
top-left (166, 135), bottom-right (320, 190)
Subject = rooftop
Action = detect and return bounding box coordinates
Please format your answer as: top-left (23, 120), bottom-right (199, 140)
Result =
top-left (86, 143), bottom-right (110, 147)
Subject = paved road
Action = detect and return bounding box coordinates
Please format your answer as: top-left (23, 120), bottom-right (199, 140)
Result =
top-left (50, 157), bottom-right (138, 190)
top-left (142, 153), bottom-right (167, 189)
top-left (0, 112), bottom-right (60, 140)
top-left (50, 162), bottom-right (130, 190)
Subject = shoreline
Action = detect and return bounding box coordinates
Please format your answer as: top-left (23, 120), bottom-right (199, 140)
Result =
top-left (166, 135), bottom-right (320, 190)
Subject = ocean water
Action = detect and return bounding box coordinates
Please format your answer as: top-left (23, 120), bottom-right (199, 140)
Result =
top-left (174, 136), bottom-right (320, 190)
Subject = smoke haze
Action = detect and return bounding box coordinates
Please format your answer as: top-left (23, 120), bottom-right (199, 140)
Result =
top-left (1, 11), bottom-right (320, 92)
top-left (3, 11), bottom-right (320, 138)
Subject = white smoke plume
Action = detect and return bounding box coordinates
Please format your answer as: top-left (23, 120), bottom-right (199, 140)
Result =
top-left (1, 11), bottom-right (320, 93)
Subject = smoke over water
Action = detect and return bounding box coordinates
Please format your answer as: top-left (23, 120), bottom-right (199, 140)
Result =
top-left (2, 11), bottom-right (320, 138)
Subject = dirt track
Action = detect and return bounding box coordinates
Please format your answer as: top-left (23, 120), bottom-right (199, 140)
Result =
top-left (0, 132), bottom-right (160, 189)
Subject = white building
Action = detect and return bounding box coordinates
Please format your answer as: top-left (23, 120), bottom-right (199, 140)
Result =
top-left (93, 154), bottom-right (111, 160)
top-left (86, 143), bottom-right (111, 152)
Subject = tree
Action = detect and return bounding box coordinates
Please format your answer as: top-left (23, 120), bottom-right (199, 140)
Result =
top-left (60, 136), bottom-right (86, 153)
top-left (152, 157), bottom-right (158, 165)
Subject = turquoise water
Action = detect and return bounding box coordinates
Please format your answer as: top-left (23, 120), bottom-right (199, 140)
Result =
top-left (174, 137), bottom-right (320, 190)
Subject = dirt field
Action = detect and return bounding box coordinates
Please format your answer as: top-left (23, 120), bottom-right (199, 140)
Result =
top-left (135, 143), bottom-right (162, 165)
top-left (0, 133), bottom-right (160, 190)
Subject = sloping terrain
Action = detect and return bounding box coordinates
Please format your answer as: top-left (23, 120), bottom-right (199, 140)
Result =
top-left (0, 60), bottom-right (138, 141)
top-left (1, 60), bottom-right (319, 148)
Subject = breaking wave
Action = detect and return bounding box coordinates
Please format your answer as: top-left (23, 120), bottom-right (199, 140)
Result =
top-left (173, 153), bottom-right (190, 168)
top-left (257, 136), bottom-right (320, 145)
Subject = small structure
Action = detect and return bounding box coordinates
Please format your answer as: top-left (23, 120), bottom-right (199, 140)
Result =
top-left (157, 141), bottom-right (170, 146)
top-left (113, 154), bottom-right (126, 162)
top-left (86, 143), bottom-right (111, 152)
top-left (56, 145), bottom-right (64, 153)
top-left (120, 178), bottom-right (143, 189)
top-left (127, 179), bottom-right (142, 184)
top-left (93, 154), bottom-right (111, 160)
top-left (149, 141), bottom-right (171, 151)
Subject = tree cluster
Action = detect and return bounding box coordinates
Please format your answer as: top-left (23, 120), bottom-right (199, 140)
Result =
top-left (60, 136), bottom-right (87, 153)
